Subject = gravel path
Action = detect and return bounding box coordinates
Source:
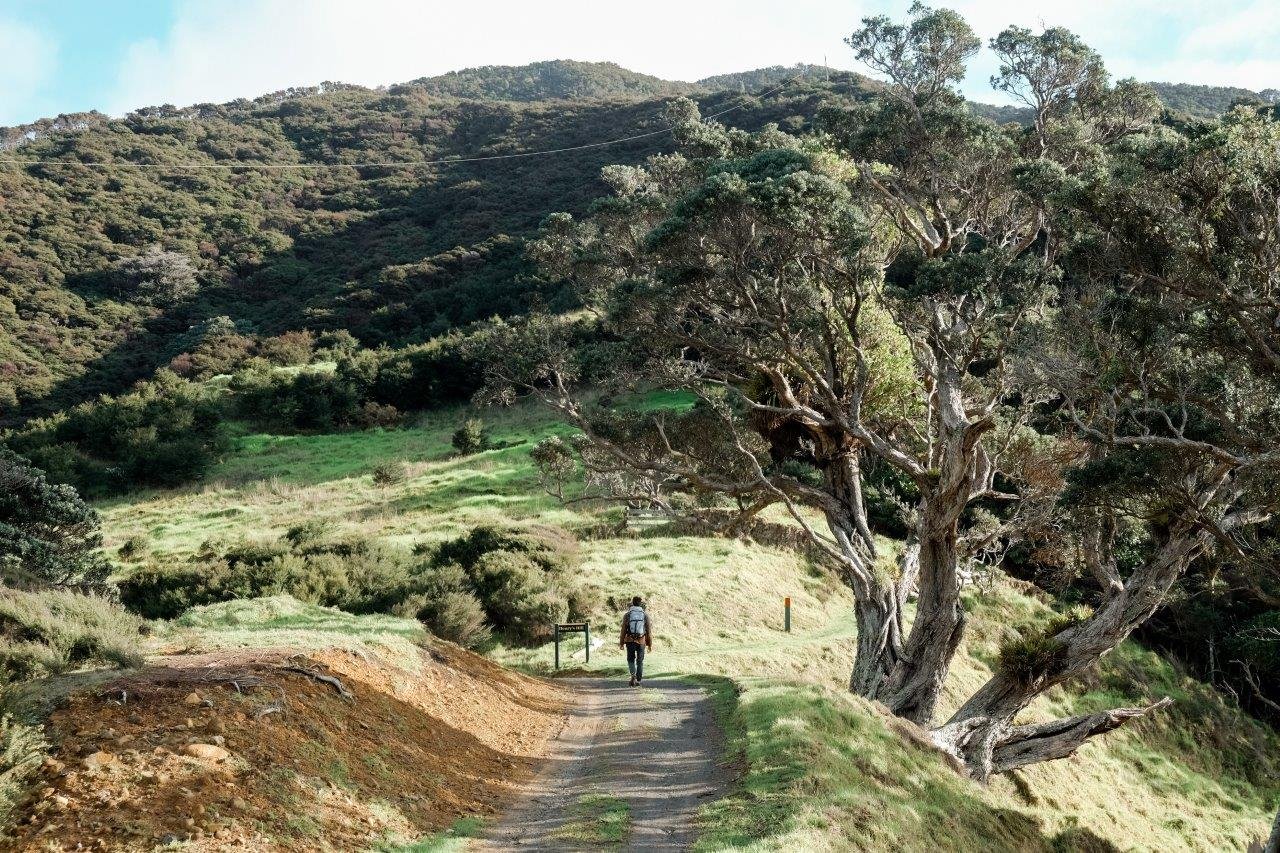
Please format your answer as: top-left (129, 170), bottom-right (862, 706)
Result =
top-left (474, 677), bottom-right (730, 851)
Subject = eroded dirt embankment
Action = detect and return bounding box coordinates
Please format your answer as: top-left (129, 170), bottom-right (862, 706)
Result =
top-left (9, 640), bottom-right (569, 851)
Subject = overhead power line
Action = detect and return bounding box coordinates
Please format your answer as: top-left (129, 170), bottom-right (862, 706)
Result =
top-left (0, 74), bottom-right (807, 173)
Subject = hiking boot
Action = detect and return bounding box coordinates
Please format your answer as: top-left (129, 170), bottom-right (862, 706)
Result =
top-left (628, 676), bottom-right (636, 687)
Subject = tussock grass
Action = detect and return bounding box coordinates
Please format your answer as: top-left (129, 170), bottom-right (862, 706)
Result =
top-left (162, 595), bottom-right (429, 665)
top-left (0, 715), bottom-right (48, 831)
top-left (0, 588), bottom-right (143, 683)
top-left (553, 794), bottom-right (632, 844)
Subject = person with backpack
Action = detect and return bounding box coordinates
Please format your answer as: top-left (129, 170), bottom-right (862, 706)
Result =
top-left (618, 596), bottom-right (652, 687)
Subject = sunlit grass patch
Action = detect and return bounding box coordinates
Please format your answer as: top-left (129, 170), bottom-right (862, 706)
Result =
top-left (379, 815), bottom-right (485, 852)
top-left (552, 794), bottom-right (631, 845)
top-left (162, 595), bottom-right (428, 665)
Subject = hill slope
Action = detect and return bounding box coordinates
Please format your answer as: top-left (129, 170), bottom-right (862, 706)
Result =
top-left (0, 66), bottom-right (867, 422)
top-left (3, 59), bottom-right (1273, 422)
top-left (95, 401), bottom-right (1280, 851)
top-left (402, 59), bottom-right (701, 101)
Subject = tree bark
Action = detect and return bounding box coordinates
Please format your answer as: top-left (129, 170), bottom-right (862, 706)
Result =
top-left (1265, 805), bottom-right (1280, 853)
top-left (875, 500), bottom-right (966, 724)
top-left (932, 528), bottom-right (1210, 780)
top-left (868, 356), bottom-right (982, 725)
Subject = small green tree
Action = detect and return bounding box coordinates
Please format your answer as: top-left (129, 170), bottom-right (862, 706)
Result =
top-left (0, 448), bottom-right (112, 591)
top-left (451, 418), bottom-right (491, 455)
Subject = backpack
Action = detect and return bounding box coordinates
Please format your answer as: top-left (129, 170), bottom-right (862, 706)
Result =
top-left (625, 606), bottom-right (646, 637)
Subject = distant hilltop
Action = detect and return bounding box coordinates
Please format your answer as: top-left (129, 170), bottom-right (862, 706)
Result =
top-left (5, 59), bottom-right (1277, 147)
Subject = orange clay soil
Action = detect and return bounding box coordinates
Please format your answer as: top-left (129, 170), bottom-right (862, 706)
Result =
top-left (8, 640), bottom-right (569, 851)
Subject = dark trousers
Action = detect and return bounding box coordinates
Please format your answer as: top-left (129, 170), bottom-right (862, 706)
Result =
top-left (626, 642), bottom-right (646, 680)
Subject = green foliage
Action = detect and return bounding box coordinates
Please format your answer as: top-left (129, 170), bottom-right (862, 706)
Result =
top-left (428, 525), bottom-right (593, 644)
top-left (1147, 82), bottom-right (1275, 118)
top-left (0, 715), bottom-right (48, 834)
top-left (403, 563), bottom-right (492, 649)
top-left (371, 460), bottom-right (409, 487)
top-left (6, 371), bottom-right (228, 495)
top-left (117, 521), bottom-right (591, 647)
top-left (109, 246), bottom-right (199, 305)
top-left (231, 366), bottom-right (364, 433)
top-left (1, 63), bottom-right (844, 421)
top-left (530, 436), bottom-right (577, 498)
top-left (997, 633), bottom-right (1069, 685)
top-left (0, 588), bottom-right (143, 684)
top-left (450, 418), bottom-right (491, 455)
top-left (116, 534), bottom-right (148, 562)
top-left (0, 448), bottom-right (112, 590)
top-left (400, 60), bottom-right (698, 102)
top-left (118, 533), bottom-right (418, 620)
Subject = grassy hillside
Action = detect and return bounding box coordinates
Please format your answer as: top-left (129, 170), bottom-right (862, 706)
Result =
top-left (97, 402), bottom-right (1280, 851)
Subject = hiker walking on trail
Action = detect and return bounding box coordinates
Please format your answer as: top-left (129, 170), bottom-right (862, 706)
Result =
top-left (619, 596), bottom-right (652, 687)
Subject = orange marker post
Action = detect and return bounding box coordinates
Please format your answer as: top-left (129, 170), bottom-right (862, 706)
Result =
top-left (784, 597), bottom-right (792, 632)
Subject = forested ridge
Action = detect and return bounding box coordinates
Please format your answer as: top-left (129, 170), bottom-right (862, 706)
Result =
top-left (3, 60), bottom-right (1276, 424)
top-left (0, 62), bottom-right (873, 422)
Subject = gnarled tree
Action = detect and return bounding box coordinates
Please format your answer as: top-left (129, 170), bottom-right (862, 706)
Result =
top-left (931, 105), bottom-right (1280, 778)
top-left (475, 7), bottom-right (1277, 783)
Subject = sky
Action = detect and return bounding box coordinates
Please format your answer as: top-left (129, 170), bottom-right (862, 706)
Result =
top-left (1, 0), bottom-right (1278, 127)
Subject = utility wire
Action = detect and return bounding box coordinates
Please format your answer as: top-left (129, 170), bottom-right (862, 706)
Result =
top-left (0, 73), bottom-right (807, 172)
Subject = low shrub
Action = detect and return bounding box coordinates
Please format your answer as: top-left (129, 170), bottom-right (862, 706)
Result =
top-left (352, 401), bottom-right (402, 430)
top-left (431, 525), bottom-right (581, 575)
top-left (116, 535), bottom-right (149, 562)
top-left (411, 588), bottom-right (492, 649)
top-left (118, 524), bottom-right (593, 649)
top-left (119, 534), bottom-right (417, 620)
top-left (451, 418), bottom-right (491, 455)
top-left (0, 715), bottom-right (49, 832)
top-left (5, 371), bottom-right (228, 496)
top-left (371, 460), bottom-right (409, 487)
top-left (0, 588), bottom-right (144, 684)
top-left (428, 525), bottom-right (595, 644)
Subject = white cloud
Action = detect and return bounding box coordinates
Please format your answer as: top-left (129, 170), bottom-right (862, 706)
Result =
top-left (0, 18), bottom-right (57, 125)
top-left (103, 0), bottom-right (1280, 117)
top-left (107, 0), bottom-right (875, 115)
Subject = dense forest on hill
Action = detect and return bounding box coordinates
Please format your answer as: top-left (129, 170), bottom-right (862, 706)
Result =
top-left (1148, 81), bottom-right (1278, 117)
top-left (400, 59), bottom-right (701, 101)
top-left (0, 65), bottom-right (884, 422)
top-left (3, 61), bottom-right (1274, 423)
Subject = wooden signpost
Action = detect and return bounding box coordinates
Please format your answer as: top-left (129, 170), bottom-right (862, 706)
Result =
top-left (784, 597), bottom-right (791, 632)
top-left (553, 621), bottom-right (590, 670)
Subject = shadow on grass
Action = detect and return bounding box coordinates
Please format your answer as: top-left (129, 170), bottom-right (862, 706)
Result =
top-left (684, 674), bottom-right (1121, 853)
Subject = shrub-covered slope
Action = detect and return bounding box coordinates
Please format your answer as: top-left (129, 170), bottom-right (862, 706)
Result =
top-left (0, 66), bottom-right (871, 422)
top-left (3, 60), bottom-right (1269, 423)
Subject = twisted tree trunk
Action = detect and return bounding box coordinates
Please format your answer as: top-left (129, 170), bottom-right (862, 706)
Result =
top-left (874, 501), bottom-right (966, 724)
top-left (931, 529), bottom-right (1210, 780)
top-left (1264, 805), bottom-right (1280, 853)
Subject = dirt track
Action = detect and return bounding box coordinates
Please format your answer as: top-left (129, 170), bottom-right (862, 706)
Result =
top-left (474, 677), bottom-right (730, 851)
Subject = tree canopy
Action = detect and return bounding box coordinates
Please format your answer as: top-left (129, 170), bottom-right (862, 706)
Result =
top-left (480, 6), bottom-right (1280, 779)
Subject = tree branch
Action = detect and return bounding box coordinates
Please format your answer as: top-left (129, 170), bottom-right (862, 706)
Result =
top-left (989, 697), bottom-right (1173, 775)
